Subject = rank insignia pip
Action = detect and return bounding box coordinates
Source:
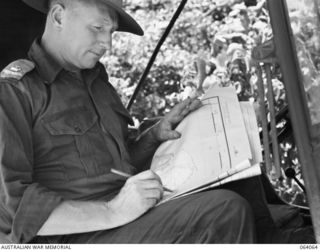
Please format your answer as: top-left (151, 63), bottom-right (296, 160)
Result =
top-left (0, 59), bottom-right (35, 80)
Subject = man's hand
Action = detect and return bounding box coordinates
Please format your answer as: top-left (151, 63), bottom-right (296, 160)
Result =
top-left (128, 97), bottom-right (202, 171)
top-left (152, 97), bottom-right (202, 142)
top-left (108, 170), bottom-right (163, 223)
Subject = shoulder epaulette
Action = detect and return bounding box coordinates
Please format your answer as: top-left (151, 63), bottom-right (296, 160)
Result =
top-left (0, 59), bottom-right (35, 80)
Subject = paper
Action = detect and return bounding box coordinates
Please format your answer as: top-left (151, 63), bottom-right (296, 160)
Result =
top-left (173, 164), bottom-right (262, 201)
top-left (240, 102), bottom-right (263, 164)
top-left (174, 102), bottom-right (263, 200)
top-left (151, 87), bottom-right (261, 203)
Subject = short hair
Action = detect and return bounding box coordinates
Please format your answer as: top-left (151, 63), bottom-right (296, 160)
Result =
top-left (48, 0), bottom-right (92, 13)
top-left (48, 0), bottom-right (118, 23)
top-left (48, 0), bottom-right (66, 10)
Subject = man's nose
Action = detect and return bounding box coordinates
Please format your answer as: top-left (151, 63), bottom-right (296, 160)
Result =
top-left (99, 34), bottom-right (112, 53)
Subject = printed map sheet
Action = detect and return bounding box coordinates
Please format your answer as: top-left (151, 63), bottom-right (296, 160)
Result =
top-left (150, 87), bottom-right (261, 203)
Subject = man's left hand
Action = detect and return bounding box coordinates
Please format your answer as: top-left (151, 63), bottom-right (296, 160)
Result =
top-left (151, 97), bottom-right (202, 142)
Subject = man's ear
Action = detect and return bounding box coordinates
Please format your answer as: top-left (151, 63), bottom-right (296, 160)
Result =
top-left (48, 4), bottom-right (65, 30)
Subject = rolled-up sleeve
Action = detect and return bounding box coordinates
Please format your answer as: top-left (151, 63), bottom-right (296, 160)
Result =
top-left (0, 79), bottom-right (63, 243)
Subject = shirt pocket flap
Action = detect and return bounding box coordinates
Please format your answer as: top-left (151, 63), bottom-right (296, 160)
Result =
top-left (43, 108), bottom-right (98, 136)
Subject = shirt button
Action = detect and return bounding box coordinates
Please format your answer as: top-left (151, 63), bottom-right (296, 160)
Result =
top-left (74, 125), bottom-right (82, 133)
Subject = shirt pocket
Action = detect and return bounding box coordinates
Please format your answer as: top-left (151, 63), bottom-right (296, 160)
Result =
top-left (43, 107), bottom-right (96, 135)
top-left (42, 107), bottom-right (114, 181)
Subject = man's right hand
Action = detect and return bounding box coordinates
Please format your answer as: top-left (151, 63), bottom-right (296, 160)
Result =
top-left (108, 170), bottom-right (164, 223)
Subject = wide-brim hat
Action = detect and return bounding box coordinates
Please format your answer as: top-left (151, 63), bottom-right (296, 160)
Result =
top-left (22, 0), bottom-right (144, 36)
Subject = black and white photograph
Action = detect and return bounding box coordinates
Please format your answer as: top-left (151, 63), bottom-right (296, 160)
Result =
top-left (0, 0), bottom-right (319, 247)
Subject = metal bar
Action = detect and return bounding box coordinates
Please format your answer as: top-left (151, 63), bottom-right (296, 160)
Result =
top-left (256, 64), bottom-right (272, 174)
top-left (294, 177), bottom-right (306, 193)
top-left (265, 64), bottom-right (281, 178)
top-left (268, 0), bottom-right (320, 242)
top-left (127, 0), bottom-right (188, 110)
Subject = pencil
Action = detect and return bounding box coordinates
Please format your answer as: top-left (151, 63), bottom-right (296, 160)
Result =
top-left (110, 168), bottom-right (174, 193)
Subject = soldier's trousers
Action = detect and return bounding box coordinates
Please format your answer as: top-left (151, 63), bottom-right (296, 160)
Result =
top-left (34, 187), bottom-right (258, 243)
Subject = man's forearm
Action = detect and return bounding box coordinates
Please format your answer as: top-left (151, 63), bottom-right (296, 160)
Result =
top-left (37, 200), bottom-right (130, 236)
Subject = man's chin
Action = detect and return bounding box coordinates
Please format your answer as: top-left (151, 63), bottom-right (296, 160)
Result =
top-left (80, 61), bottom-right (98, 69)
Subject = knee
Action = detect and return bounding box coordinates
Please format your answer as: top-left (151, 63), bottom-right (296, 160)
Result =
top-left (193, 190), bottom-right (256, 243)
top-left (198, 189), bottom-right (254, 223)
top-left (222, 190), bottom-right (252, 215)
top-left (219, 190), bottom-right (256, 242)
top-left (201, 189), bottom-right (252, 213)
top-left (175, 190), bottom-right (256, 243)
top-left (219, 190), bottom-right (254, 224)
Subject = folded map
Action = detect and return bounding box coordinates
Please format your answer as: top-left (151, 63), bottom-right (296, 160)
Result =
top-left (150, 87), bottom-right (262, 204)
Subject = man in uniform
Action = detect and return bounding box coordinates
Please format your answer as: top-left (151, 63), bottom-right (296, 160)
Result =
top-left (0, 0), bottom-right (310, 244)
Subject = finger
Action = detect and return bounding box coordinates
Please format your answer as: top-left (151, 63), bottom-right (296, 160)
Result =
top-left (149, 170), bottom-right (163, 185)
top-left (144, 198), bottom-right (158, 208)
top-left (134, 170), bottom-right (162, 182)
top-left (166, 98), bottom-right (192, 120)
top-left (169, 114), bottom-right (185, 125)
top-left (180, 107), bottom-right (190, 117)
top-left (140, 179), bottom-right (162, 190)
top-left (182, 98), bottom-right (202, 112)
top-left (175, 97), bottom-right (201, 115)
top-left (160, 130), bottom-right (181, 140)
top-left (173, 98), bottom-right (202, 121)
top-left (188, 99), bottom-right (202, 111)
top-left (128, 171), bottom-right (154, 184)
top-left (163, 97), bottom-right (201, 125)
top-left (144, 188), bottom-right (163, 201)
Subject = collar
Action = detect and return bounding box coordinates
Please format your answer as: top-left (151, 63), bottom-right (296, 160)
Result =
top-left (83, 62), bottom-right (104, 87)
top-left (28, 38), bottom-right (62, 84)
top-left (28, 38), bottom-right (103, 85)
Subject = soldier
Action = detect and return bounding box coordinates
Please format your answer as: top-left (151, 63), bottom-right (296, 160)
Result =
top-left (0, 0), bottom-right (256, 244)
top-left (0, 0), bottom-right (312, 244)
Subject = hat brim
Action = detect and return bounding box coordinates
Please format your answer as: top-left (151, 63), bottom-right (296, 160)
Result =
top-left (22, 0), bottom-right (144, 36)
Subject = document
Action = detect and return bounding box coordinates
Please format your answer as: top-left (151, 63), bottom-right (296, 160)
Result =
top-left (150, 87), bottom-right (262, 204)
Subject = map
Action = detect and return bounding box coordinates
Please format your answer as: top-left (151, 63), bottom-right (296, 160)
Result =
top-left (150, 87), bottom-right (262, 204)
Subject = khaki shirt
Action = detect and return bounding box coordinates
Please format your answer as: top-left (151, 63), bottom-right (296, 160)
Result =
top-left (0, 39), bottom-right (157, 243)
